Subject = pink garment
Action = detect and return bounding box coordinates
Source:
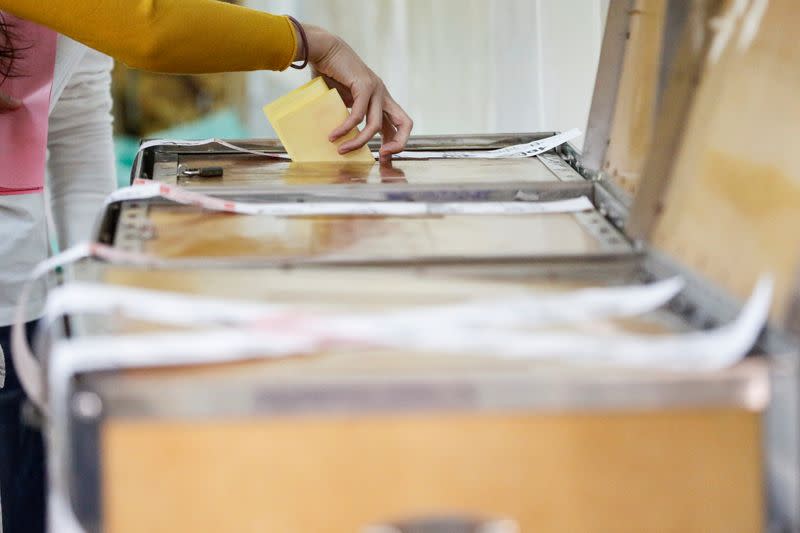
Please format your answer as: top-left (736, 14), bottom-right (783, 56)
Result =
top-left (0, 14), bottom-right (57, 195)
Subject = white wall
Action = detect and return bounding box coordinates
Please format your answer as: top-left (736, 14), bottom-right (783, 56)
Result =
top-left (245, 0), bottom-right (608, 147)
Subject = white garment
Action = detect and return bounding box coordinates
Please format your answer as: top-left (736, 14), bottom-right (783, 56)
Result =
top-left (0, 36), bottom-right (115, 327)
top-left (47, 40), bottom-right (116, 249)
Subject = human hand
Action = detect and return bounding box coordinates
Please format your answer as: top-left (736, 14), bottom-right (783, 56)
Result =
top-left (298, 23), bottom-right (413, 161)
top-left (0, 91), bottom-right (21, 113)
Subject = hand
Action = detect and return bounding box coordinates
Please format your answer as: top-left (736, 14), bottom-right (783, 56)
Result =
top-left (298, 23), bottom-right (413, 161)
top-left (0, 91), bottom-right (21, 113)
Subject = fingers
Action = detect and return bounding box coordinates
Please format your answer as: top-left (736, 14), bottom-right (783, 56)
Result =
top-left (379, 115), bottom-right (398, 163)
top-left (379, 97), bottom-right (413, 157)
top-left (338, 87), bottom-right (384, 154)
top-left (333, 89), bottom-right (413, 157)
top-left (329, 80), bottom-right (372, 141)
top-left (0, 92), bottom-right (21, 113)
top-left (307, 29), bottom-right (412, 156)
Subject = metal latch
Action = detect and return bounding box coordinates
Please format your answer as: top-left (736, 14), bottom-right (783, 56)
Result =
top-left (178, 165), bottom-right (224, 178)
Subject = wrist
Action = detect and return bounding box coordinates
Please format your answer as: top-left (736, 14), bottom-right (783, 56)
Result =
top-left (303, 24), bottom-right (338, 65)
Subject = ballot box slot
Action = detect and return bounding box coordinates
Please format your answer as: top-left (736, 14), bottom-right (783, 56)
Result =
top-left (146, 132), bottom-right (561, 156)
top-left (164, 152), bottom-right (579, 191)
top-left (134, 132), bottom-right (565, 186)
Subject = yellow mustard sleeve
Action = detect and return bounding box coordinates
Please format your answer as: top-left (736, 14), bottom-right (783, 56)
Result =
top-left (0, 0), bottom-right (297, 73)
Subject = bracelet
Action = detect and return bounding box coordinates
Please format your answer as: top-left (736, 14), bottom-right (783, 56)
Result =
top-left (287, 16), bottom-right (309, 70)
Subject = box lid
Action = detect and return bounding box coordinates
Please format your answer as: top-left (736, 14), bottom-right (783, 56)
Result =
top-left (625, 0), bottom-right (800, 326)
top-left (583, 0), bottom-right (673, 196)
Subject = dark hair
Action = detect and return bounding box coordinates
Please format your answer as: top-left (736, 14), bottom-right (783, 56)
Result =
top-left (0, 14), bottom-right (21, 84)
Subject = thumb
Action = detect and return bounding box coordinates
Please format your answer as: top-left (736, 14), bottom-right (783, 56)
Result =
top-left (0, 91), bottom-right (22, 113)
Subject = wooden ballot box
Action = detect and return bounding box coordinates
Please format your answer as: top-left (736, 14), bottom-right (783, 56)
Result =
top-left (53, 263), bottom-right (770, 533)
top-left (40, 1), bottom-right (800, 532)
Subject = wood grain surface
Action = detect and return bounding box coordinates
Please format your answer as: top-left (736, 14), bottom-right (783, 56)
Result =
top-left (102, 409), bottom-right (763, 533)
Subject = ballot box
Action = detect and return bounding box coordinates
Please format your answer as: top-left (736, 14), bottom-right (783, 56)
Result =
top-left (44, 262), bottom-right (773, 533)
top-left (33, 1), bottom-right (800, 532)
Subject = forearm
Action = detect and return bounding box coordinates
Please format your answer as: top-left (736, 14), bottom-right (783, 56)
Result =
top-left (47, 49), bottom-right (116, 248)
top-left (0, 0), bottom-right (297, 73)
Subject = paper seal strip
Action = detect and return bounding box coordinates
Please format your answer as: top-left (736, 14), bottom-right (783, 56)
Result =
top-left (107, 180), bottom-right (595, 217)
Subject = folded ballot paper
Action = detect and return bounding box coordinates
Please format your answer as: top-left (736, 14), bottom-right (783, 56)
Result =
top-left (263, 77), bottom-right (375, 164)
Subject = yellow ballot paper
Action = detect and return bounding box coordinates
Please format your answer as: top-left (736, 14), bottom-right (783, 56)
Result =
top-left (263, 77), bottom-right (375, 163)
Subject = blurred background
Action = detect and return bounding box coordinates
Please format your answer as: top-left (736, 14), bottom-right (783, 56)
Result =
top-left (112, 0), bottom-right (610, 182)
